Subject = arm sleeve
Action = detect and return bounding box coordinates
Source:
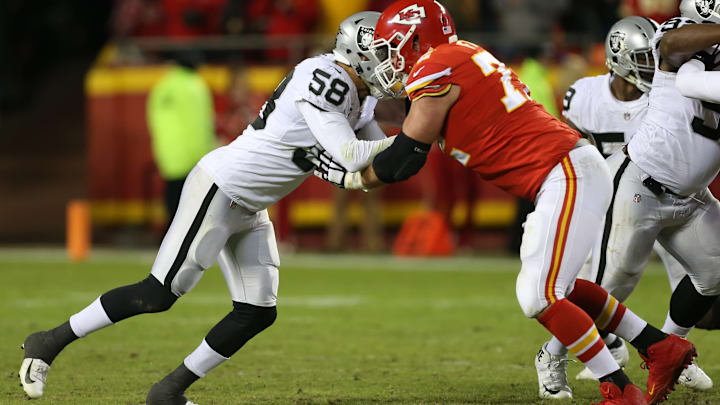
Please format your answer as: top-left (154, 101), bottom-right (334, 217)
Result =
top-left (676, 58), bottom-right (720, 103)
top-left (297, 100), bottom-right (394, 172)
top-left (356, 120), bottom-right (387, 141)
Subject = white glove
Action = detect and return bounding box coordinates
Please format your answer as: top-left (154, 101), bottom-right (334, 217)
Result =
top-left (309, 147), bottom-right (367, 190)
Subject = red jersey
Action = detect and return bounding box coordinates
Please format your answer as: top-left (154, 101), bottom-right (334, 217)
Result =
top-left (406, 41), bottom-right (579, 200)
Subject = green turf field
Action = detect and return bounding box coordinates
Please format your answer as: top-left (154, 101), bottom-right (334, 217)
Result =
top-left (1, 249), bottom-right (718, 404)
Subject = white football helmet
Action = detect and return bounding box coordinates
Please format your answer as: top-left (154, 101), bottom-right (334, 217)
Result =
top-left (680, 0), bottom-right (720, 23)
top-left (333, 11), bottom-right (390, 99)
top-left (605, 16), bottom-right (659, 93)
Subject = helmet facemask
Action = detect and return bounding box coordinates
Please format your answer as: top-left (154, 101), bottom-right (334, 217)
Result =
top-left (604, 16), bottom-right (659, 93)
top-left (371, 25), bottom-right (416, 98)
top-left (610, 47), bottom-right (655, 93)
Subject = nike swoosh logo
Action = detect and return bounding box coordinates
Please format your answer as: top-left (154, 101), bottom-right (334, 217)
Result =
top-left (648, 383), bottom-right (655, 396)
top-left (542, 384), bottom-right (560, 395)
top-left (412, 66), bottom-right (425, 78)
top-left (24, 359), bottom-right (36, 384)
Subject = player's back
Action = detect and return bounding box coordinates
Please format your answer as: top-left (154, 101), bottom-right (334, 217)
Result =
top-left (406, 41), bottom-right (579, 200)
top-left (563, 74), bottom-right (649, 157)
top-left (628, 17), bottom-right (720, 196)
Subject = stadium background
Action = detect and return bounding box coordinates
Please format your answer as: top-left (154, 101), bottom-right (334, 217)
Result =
top-left (4, 0), bottom-right (717, 252)
top-left (3, 1), bottom-right (720, 405)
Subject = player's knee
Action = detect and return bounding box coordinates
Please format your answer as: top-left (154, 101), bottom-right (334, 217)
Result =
top-left (230, 301), bottom-right (277, 333)
top-left (137, 275), bottom-right (177, 313)
top-left (237, 265), bottom-right (279, 307)
top-left (516, 271), bottom-right (547, 318)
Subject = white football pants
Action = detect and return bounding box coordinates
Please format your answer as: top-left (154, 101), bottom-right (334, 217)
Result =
top-left (150, 166), bottom-right (279, 307)
top-left (516, 144), bottom-right (612, 318)
top-left (589, 150), bottom-right (720, 299)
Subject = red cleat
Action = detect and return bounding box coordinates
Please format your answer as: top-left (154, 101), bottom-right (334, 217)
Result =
top-left (592, 382), bottom-right (647, 405)
top-left (640, 334), bottom-right (696, 404)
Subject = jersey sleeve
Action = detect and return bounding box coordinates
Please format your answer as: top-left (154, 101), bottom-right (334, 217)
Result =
top-left (405, 52), bottom-right (454, 101)
top-left (561, 78), bottom-right (591, 134)
top-left (293, 57), bottom-right (353, 115)
top-left (653, 17), bottom-right (696, 68)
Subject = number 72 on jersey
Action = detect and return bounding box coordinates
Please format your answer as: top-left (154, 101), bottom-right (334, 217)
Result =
top-left (457, 40), bottom-right (532, 113)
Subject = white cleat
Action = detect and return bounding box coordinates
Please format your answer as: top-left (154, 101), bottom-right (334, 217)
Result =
top-left (576, 338), bottom-right (629, 381)
top-left (678, 362), bottom-right (713, 391)
top-left (536, 342), bottom-right (573, 399)
top-left (19, 357), bottom-right (50, 399)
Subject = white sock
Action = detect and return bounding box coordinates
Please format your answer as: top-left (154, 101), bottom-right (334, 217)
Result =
top-left (603, 333), bottom-right (618, 346)
top-left (584, 345), bottom-right (621, 379)
top-left (613, 309), bottom-right (646, 342)
top-left (184, 339), bottom-right (228, 378)
top-left (661, 312), bottom-right (693, 338)
top-left (546, 336), bottom-right (568, 356)
top-left (69, 297), bottom-right (113, 337)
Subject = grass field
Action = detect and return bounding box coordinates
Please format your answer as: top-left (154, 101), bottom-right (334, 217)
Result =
top-left (1, 249), bottom-right (718, 405)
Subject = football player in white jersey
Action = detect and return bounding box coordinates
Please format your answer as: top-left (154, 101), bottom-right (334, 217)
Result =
top-left (575, 1), bottom-right (720, 402)
top-left (533, 16), bottom-right (713, 399)
top-left (18, 12), bottom-right (397, 405)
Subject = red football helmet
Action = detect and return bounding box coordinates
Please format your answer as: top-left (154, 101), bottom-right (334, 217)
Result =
top-left (371, 0), bottom-right (457, 97)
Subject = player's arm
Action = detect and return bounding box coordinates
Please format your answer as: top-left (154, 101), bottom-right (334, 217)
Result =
top-left (359, 85), bottom-right (461, 189)
top-left (676, 58), bottom-right (720, 102)
top-left (297, 100), bottom-right (394, 173)
top-left (659, 22), bottom-right (720, 71)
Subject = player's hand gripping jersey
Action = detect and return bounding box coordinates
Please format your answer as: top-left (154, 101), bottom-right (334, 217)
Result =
top-left (199, 54), bottom-right (388, 211)
top-left (405, 41), bottom-right (579, 200)
top-left (628, 17), bottom-right (720, 195)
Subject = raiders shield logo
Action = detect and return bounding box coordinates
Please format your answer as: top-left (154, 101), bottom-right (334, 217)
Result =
top-left (357, 26), bottom-right (374, 52)
top-left (696, 0), bottom-right (716, 18)
top-left (609, 31), bottom-right (626, 54)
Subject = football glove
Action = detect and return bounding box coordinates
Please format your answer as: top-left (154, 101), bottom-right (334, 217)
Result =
top-left (308, 147), bottom-right (366, 190)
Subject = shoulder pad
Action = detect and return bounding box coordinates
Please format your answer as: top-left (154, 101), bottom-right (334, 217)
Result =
top-left (295, 55), bottom-right (355, 113)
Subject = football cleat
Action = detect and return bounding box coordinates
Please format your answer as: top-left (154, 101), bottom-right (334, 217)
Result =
top-left (535, 342), bottom-right (573, 399)
top-left (146, 381), bottom-right (198, 405)
top-left (18, 357), bottom-right (50, 399)
top-left (678, 362), bottom-right (713, 391)
top-left (577, 338), bottom-right (630, 381)
top-left (639, 334), bottom-right (696, 404)
top-left (19, 330), bottom-right (61, 399)
top-left (592, 382), bottom-right (647, 405)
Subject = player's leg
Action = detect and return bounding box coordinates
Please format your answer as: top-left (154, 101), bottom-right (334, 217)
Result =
top-left (147, 210), bottom-right (279, 404)
top-left (657, 189), bottom-right (720, 337)
top-left (648, 240), bottom-right (713, 392)
top-left (19, 168), bottom-right (229, 399)
top-left (568, 152), bottom-right (657, 382)
top-left (521, 146), bottom-right (641, 401)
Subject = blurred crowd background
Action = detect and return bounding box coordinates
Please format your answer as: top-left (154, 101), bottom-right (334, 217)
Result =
top-left (1, 0), bottom-right (702, 255)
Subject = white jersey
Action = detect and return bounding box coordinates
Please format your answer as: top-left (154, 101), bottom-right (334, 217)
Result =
top-left (198, 54), bottom-right (378, 212)
top-left (562, 73), bottom-right (649, 157)
top-left (628, 17), bottom-right (720, 196)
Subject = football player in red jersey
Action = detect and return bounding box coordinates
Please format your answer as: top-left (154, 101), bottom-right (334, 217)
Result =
top-left (313, 1), bottom-right (696, 404)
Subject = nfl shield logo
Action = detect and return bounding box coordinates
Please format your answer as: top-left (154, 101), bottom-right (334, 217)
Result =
top-left (624, 112), bottom-right (631, 121)
top-left (633, 194), bottom-right (642, 203)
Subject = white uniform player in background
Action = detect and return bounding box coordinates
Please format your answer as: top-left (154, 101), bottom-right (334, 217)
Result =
top-left (534, 16), bottom-right (713, 399)
top-left (18, 12), bottom-right (396, 405)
